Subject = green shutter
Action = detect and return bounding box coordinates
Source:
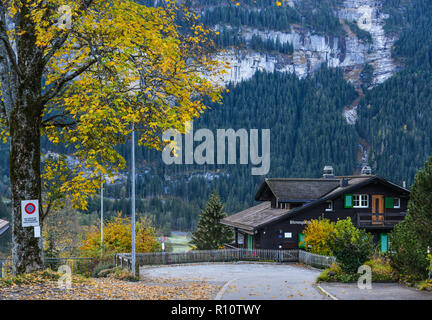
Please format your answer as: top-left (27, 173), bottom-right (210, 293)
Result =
top-left (344, 194), bottom-right (353, 208)
top-left (385, 197), bottom-right (394, 209)
top-left (380, 233), bottom-right (388, 253)
top-left (248, 235), bottom-right (253, 250)
top-left (298, 233), bottom-right (305, 249)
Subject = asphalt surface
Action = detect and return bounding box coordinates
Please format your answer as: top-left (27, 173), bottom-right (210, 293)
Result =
top-left (141, 262), bottom-right (432, 300)
top-left (140, 262), bottom-right (329, 300)
top-left (318, 282), bottom-right (432, 300)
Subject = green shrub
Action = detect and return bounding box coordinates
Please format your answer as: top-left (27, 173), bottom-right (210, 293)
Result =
top-left (364, 256), bottom-right (399, 282)
top-left (318, 257), bottom-right (399, 283)
top-left (329, 218), bottom-right (375, 274)
top-left (316, 263), bottom-right (342, 282)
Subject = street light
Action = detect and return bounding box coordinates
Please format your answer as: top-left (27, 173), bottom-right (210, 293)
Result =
top-left (131, 126), bottom-right (136, 277)
top-left (100, 178), bottom-right (104, 258)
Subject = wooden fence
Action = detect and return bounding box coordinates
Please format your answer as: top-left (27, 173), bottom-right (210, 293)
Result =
top-left (298, 250), bottom-right (336, 268)
top-left (116, 249), bottom-right (298, 269)
top-left (115, 249), bottom-right (335, 272)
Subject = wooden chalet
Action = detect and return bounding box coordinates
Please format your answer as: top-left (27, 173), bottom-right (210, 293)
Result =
top-left (220, 166), bottom-right (410, 253)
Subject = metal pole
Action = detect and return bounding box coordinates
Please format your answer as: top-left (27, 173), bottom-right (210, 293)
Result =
top-left (428, 246), bottom-right (431, 281)
top-left (131, 127), bottom-right (136, 277)
top-left (100, 179), bottom-right (104, 258)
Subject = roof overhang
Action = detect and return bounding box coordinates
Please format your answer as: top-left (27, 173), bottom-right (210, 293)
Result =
top-left (0, 219), bottom-right (10, 236)
top-left (254, 179), bottom-right (275, 201)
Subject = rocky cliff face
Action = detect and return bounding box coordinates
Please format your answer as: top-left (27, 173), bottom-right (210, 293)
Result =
top-left (216, 0), bottom-right (397, 90)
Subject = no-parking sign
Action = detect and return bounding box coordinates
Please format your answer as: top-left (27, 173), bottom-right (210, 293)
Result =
top-left (21, 200), bottom-right (39, 227)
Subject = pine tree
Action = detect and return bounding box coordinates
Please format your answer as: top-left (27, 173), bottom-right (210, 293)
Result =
top-left (390, 154), bottom-right (432, 279)
top-left (190, 190), bottom-right (233, 250)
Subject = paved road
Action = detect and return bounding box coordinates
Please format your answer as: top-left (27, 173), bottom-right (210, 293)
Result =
top-left (140, 262), bottom-right (328, 300)
top-left (319, 282), bottom-right (432, 300)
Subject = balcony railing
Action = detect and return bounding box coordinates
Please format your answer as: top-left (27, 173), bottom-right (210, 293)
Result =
top-left (356, 212), bottom-right (406, 228)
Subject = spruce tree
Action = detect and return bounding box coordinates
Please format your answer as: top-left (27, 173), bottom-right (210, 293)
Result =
top-left (190, 190), bottom-right (233, 250)
top-left (390, 154), bottom-right (432, 279)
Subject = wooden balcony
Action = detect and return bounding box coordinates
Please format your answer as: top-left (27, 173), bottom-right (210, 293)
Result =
top-left (356, 212), bottom-right (407, 229)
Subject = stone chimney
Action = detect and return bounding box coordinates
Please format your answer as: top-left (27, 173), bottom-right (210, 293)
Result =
top-left (323, 165), bottom-right (334, 179)
top-left (361, 166), bottom-right (372, 176)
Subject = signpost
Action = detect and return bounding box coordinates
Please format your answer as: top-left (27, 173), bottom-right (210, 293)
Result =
top-left (21, 200), bottom-right (39, 227)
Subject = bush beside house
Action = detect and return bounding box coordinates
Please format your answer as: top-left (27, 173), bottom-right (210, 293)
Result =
top-left (303, 217), bottom-right (398, 283)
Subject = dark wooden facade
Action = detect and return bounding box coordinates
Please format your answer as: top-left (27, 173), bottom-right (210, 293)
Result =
top-left (221, 174), bottom-right (410, 252)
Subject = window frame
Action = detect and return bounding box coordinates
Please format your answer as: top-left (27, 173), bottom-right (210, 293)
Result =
top-left (394, 197), bottom-right (401, 209)
top-left (353, 194), bottom-right (369, 208)
top-left (325, 200), bottom-right (333, 212)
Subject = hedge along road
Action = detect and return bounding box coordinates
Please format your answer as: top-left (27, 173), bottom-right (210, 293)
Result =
top-left (140, 262), bottom-right (330, 300)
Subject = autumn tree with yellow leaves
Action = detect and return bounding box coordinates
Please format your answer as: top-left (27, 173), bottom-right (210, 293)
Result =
top-left (79, 214), bottom-right (161, 259)
top-left (301, 217), bottom-right (335, 256)
top-left (0, 0), bottom-right (224, 274)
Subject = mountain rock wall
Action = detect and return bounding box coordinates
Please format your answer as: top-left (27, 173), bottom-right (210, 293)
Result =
top-left (216, 0), bottom-right (397, 89)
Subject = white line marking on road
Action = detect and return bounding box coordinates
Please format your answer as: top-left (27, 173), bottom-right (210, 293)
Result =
top-left (215, 278), bottom-right (238, 300)
top-left (316, 284), bottom-right (339, 300)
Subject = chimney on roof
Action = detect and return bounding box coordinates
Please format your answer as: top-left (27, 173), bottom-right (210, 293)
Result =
top-left (323, 165), bottom-right (334, 179)
top-left (361, 166), bottom-right (372, 176)
top-left (403, 181), bottom-right (407, 188)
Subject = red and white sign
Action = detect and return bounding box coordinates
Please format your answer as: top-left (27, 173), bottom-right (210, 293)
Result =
top-left (160, 235), bottom-right (165, 243)
top-left (21, 200), bottom-right (39, 227)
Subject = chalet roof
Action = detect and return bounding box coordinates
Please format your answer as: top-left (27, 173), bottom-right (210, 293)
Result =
top-left (255, 178), bottom-right (342, 201)
top-left (222, 175), bottom-right (410, 231)
top-left (220, 202), bottom-right (288, 232)
top-left (0, 219), bottom-right (9, 236)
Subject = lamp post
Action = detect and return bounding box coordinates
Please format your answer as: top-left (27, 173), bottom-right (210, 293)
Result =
top-left (100, 178), bottom-right (104, 258)
top-left (428, 246), bottom-right (431, 281)
top-left (131, 126), bottom-right (136, 277)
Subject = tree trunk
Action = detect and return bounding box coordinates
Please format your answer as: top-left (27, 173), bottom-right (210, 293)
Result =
top-left (10, 91), bottom-right (43, 275)
top-left (6, 4), bottom-right (46, 275)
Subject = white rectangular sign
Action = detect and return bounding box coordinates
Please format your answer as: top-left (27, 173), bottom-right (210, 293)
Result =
top-left (34, 226), bottom-right (41, 238)
top-left (21, 200), bottom-right (39, 227)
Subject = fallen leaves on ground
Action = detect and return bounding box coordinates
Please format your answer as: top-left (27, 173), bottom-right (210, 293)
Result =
top-left (0, 276), bottom-right (218, 300)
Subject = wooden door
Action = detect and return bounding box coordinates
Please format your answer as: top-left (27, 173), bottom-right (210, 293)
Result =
top-left (372, 195), bottom-right (384, 224)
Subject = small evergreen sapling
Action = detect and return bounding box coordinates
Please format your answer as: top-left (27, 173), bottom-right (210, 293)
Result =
top-left (191, 191), bottom-right (234, 250)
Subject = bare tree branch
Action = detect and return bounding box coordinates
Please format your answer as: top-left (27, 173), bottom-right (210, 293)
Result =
top-left (0, 3), bottom-right (22, 79)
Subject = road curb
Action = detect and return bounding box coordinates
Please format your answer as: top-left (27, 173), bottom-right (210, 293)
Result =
top-left (316, 284), bottom-right (339, 300)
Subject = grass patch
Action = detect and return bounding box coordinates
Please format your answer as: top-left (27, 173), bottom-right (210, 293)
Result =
top-left (416, 279), bottom-right (432, 291)
top-left (98, 266), bottom-right (139, 282)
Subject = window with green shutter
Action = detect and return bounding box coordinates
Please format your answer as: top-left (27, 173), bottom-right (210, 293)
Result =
top-left (385, 197), bottom-right (394, 209)
top-left (344, 194), bottom-right (353, 208)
